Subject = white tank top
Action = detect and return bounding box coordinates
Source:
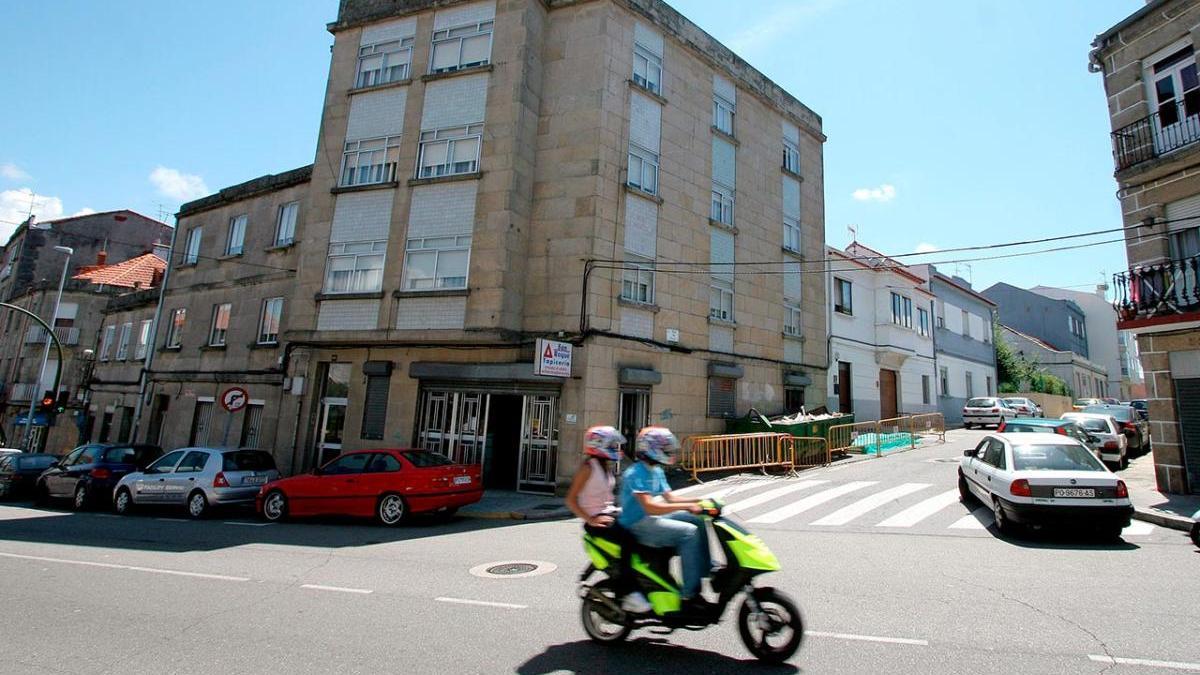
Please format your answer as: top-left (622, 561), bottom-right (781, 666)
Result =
top-left (578, 458), bottom-right (615, 517)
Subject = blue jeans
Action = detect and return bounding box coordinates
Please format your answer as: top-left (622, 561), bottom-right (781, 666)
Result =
top-left (628, 512), bottom-right (712, 599)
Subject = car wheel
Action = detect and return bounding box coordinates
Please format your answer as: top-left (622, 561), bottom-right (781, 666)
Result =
top-left (72, 484), bottom-right (90, 511)
top-left (1190, 521), bottom-right (1200, 550)
top-left (114, 488), bottom-right (134, 515)
top-left (963, 423), bottom-right (973, 430)
top-left (958, 472), bottom-right (973, 504)
top-left (34, 481), bottom-right (50, 506)
top-left (186, 491), bottom-right (209, 519)
top-left (262, 490), bottom-right (288, 523)
top-left (376, 493), bottom-right (407, 526)
top-left (1119, 451), bottom-right (1128, 471)
top-left (992, 498), bottom-right (1015, 536)
top-left (1098, 525), bottom-right (1124, 543)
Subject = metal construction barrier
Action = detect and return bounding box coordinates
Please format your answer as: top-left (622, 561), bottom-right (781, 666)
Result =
top-left (827, 413), bottom-right (946, 457)
top-left (827, 420), bottom-right (885, 456)
top-left (680, 432), bottom-right (794, 481)
top-left (906, 413), bottom-right (946, 442)
top-left (782, 436), bottom-right (831, 469)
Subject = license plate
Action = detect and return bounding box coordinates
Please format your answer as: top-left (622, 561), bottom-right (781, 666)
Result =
top-left (1053, 488), bottom-right (1094, 498)
top-left (453, 476), bottom-right (472, 485)
top-left (243, 476), bottom-right (267, 485)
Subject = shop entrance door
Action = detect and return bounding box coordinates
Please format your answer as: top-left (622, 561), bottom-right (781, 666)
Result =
top-left (619, 389), bottom-right (651, 458)
top-left (317, 397), bottom-right (347, 467)
top-left (518, 395), bottom-right (558, 493)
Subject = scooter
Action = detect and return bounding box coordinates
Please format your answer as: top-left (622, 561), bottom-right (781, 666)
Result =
top-left (577, 499), bottom-right (804, 663)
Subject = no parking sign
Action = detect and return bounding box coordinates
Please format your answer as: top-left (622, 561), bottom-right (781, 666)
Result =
top-left (221, 387), bottom-right (248, 413)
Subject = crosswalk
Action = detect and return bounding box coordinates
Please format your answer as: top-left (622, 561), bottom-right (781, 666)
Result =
top-left (675, 476), bottom-right (1159, 538)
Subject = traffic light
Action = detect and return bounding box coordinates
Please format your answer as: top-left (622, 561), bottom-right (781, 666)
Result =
top-left (38, 390), bottom-right (54, 413)
top-left (54, 390), bottom-right (70, 414)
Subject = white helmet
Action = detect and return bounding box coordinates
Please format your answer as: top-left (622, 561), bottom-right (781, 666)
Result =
top-left (584, 425), bottom-right (625, 461)
top-left (635, 426), bottom-right (678, 465)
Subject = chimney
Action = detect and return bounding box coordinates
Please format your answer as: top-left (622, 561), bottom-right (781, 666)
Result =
top-left (150, 268), bottom-right (164, 288)
top-left (96, 250), bottom-right (107, 266)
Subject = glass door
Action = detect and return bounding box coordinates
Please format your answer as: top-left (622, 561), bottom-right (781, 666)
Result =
top-left (317, 398), bottom-right (348, 466)
top-left (518, 395), bottom-right (558, 493)
top-left (1150, 47), bottom-right (1200, 154)
top-left (618, 389), bottom-right (650, 459)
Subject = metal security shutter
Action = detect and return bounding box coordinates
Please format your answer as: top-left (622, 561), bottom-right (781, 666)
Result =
top-left (361, 375), bottom-right (391, 440)
top-left (707, 377), bottom-right (736, 418)
top-left (1175, 378), bottom-right (1200, 493)
top-left (1165, 193), bottom-right (1200, 226)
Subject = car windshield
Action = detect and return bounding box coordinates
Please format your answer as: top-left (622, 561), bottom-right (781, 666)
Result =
top-left (400, 451), bottom-right (455, 468)
top-left (1012, 443), bottom-right (1105, 472)
top-left (1084, 406), bottom-right (1132, 422)
top-left (1075, 418), bottom-right (1109, 432)
top-left (1003, 423), bottom-right (1051, 433)
top-left (966, 398), bottom-right (994, 408)
top-left (222, 450), bottom-right (276, 472)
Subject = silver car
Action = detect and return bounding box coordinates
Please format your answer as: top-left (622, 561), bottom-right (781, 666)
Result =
top-left (1061, 413), bottom-right (1128, 469)
top-left (112, 447), bottom-right (279, 518)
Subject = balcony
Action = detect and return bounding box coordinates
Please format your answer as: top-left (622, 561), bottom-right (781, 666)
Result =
top-left (1111, 99), bottom-right (1200, 171)
top-left (6, 383), bottom-right (37, 403)
top-left (25, 326), bottom-right (80, 346)
top-left (1113, 255), bottom-right (1200, 329)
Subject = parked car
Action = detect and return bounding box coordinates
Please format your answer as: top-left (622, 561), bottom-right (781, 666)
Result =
top-left (113, 448), bottom-right (279, 519)
top-left (35, 443), bottom-right (162, 510)
top-left (958, 432), bottom-right (1132, 538)
top-left (1072, 398), bottom-right (1104, 411)
top-left (1061, 413), bottom-right (1128, 469)
top-left (1082, 404), bottom-right (1150, 454)
top-left (998, 417), bottom-right (1100, 454)
top-left (1130, 399), bottom-right (1149, 421)
top-left (962, 397), bottom-right (1017, 429)
top-left (256, 449), bottom-right (484, 526)
top-left (1001, 397), bottom-right (1043, 417)
top-left (0, 453), bottom-right (57, 499)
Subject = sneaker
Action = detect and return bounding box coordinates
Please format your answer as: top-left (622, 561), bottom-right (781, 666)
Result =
top-left (621, 591), bottom-right (652, 613)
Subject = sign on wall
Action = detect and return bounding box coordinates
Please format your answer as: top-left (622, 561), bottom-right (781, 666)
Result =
top-left (220, 387), bottom-right (249, 413)
top-left (534, 338), bottom-right (572, 378)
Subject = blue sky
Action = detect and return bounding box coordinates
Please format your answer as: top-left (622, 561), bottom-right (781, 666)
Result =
top-left (0, 0), bottom-right (1139, 294)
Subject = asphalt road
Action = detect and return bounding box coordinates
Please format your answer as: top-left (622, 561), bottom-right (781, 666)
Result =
top-left (0, 428), bottom-right (1196, 674)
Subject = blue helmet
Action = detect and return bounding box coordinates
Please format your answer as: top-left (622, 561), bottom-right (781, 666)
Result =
top-left (635, 426), bottom-right (679, 465)
top-left (584, 425), bottom-right (625, 461)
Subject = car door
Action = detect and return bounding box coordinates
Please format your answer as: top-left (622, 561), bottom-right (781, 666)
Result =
top-left (44, 446), bottom-right (84, 497)
top-left (965, 439), bottom-right (992, 500)
top-left (986, 438), bottom-right (1013, 497)
top-left (164, 450), bottom-right (210, 505)
top-left (973, 438), bottom-right (1004, 501)
top-left (312, 453), bottom-right (372, 516)
top-left (135, 450), bottom-right (186, 503)
top-left (357, 453), bottom-right (403, 517)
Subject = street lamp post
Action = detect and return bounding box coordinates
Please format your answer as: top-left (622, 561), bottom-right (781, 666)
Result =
top-left (24, 245), bottom-right (73, 451)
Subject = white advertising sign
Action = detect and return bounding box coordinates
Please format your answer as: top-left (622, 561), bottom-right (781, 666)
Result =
top-left (535, 338), bottom-right (572, 378)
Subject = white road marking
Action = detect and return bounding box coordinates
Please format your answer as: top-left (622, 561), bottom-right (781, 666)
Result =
top-left (704, 481), bottom-right (782, 501)
top-left (1088, 655), bottom-right (1200, 671)
top-left (0, 551), bottom-right (249, 582)
top-left (225, 521), bottom-right (273, 527)
top-left (876, 490), bottom-right (961, 528)
top-left (748, 482), bottom-right (878, 524)
top-left (722, 481), bottom-right (828, 514)
top-left (155, 518), bottom-right (189, 523)
top-left (807, 630), bottom-right (929, 646)
top-left (1123, 520), bottom-right (1155, 537)
top-left (300, 584), bottom-right (373, 595)
top-left (948, 506), bottom-right (994, 530)
top-left (811, 483), bottom-right (931, 526)
top-left (435, 596), bottom-right (527, 609)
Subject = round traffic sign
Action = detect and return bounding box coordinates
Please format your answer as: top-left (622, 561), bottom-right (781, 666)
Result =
top-left (220, 387), bottom-right (249, 413)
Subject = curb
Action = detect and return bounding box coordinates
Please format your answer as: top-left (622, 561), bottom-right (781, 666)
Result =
top-left (1132, 507), bottom-right (1195, 532)
top-left (459, 508), bottom-right (572, 521)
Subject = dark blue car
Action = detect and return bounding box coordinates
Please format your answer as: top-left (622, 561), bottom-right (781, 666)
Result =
top-left (0, 453), bottom-right (57, 499)
top-left (36, 443), bottom-right (162, 510)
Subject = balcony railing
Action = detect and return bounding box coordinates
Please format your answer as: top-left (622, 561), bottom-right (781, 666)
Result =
top-left (7, 383), bottom-right (37, 403)
top-left (1113, 255), bottom-right (1200, 322)
top-left (1112, 99), bottom-right (1200, 171)
top-left (25, 326), bottom-right (80, 345)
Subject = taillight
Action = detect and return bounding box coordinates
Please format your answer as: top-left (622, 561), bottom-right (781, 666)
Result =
top-left (1121, 421), bottom-right (1136, 432)
top-left (998, 421), bottom-right (1006, 432)
top-left (1103, 440), bottom-right (1119, 450)
top-left (1010, 479), bottom-right (1032, 497)
top-left (1055, 427), bottom-right (1067, 436)
top-left (991, 408), bottom-right (999, 413)
top-left (1115, 481), bottom-right (1128, 498)
top-left (213, 472), bottom-right (229, 488)
top-left (90, 468), bottom-right (111, 480)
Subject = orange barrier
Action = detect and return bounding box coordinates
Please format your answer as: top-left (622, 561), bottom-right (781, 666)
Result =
top-left (680, 432), bottom-right (795, 482)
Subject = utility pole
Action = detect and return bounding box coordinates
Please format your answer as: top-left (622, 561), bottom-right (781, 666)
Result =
top-left (25, 246), bottom-right (73, 451)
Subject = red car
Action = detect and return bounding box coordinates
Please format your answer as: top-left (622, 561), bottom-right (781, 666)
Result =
top-left (256, 449), bottom-right (483, 525)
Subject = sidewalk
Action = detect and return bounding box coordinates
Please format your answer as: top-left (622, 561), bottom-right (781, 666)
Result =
top-left (1123, 452), bottom-right (1199, 531)
top-left (460, 490), bottom-right (571, 521)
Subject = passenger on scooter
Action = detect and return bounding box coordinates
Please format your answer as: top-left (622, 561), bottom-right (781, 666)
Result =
top-left (566, 425), bottom-right (652, 613)
top-left (619, 426), bottom-right (713, 615)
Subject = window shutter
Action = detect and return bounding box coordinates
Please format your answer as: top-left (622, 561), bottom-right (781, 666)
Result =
top-left (361, 364), bottom-right (392, 440)
top-left (707, 377), bottom-right (736, 418)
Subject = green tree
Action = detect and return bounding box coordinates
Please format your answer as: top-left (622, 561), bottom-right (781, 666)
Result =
top-left (994, 324), bottom-right (1071, 396)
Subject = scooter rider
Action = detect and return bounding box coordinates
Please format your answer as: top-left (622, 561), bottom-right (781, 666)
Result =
top-left (618, 426), bottom-right (713, 615)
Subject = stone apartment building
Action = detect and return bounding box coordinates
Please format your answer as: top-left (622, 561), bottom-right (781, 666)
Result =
top-left (1092, 0), bottom-right (1200, 493)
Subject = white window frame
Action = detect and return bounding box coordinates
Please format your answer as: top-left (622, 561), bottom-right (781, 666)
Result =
top-left (710, 278), bottom-right (734, 322)
top-left (620, 255), bottom-right (655, 305)
top-left (939, 366), bottom-right (949, 397)
top-left (711, 182), bottom-right (734, 226)
top-left (275, 201), bottom-right (299, 247)
top-left (258, 297), bottom-right (283, 345)
top-left (891, 293), bottom-right (913, 329)
top-left (784, 303), bottom-right (802, 337)
top-left (183, 227), bottom-right (202, 265)
top-left (417, 124), bottom-right (483, 179)
top-left (917, 307), bottom-right (929, 337)
top-left (713, 94), bottom-right (735, 135)
top-left (135, 319), bottom-right (152, 360)
top-left (627, 144), bottom-right (659, 196)
top-left (783, 138), bottom-right (800, 174)
top-left (99, 325), bottom-right (116, 361)
top-left (342, 136), bottom-right (402, 186)
top-left (166, 309), bottom-right (185, 349)
top-left (209, 303), bottom-right (231, 347)
top-left (324, 240), bottom-right (387, 294)
top-left (226, 214), bottom-right (247, 256)
top-left (429, 21), bottom-right (494, 74)
top-left (632, 44), bottom-right (662, 95)
top-left (357, 36), bottom-right (415, 88)
top-left (402, 235), bottom-right (471, 291)
top-left (834, 277), bottom-right (852, 315)
top-left (783, 215), bottom-right (801, 253)
top-left (115, 323), bottom-right (132, 361)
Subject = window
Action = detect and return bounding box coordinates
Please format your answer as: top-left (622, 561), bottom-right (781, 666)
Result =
top-left (240, 404), bottom-right (264, 448)
top-left (99, 325), bottom-right (116, 361)
top-left (784, 387), bottom-right (805, 413)
top-left (783, 139), bottom-right (800, 174)
top-left (1068, 315), bottom-right (1086, 339)
top-left (403, 236), bottom-right (470, 290)
top-left (710, 279), bottom-right (734, 322)
top-left (430, 20), bottom-right (493, 74)
top-left (343, 136), bottom-right (401, 186)
top-left (627, 145), bottom-right (659, 195)
top-left (98, 412), bottom-right (113, 442)
top-left (982, 440), bottom-right (1005, 469)
top-left (784, 303), bottom-right (802, 337)
top-left (188, 401), bottom-right (214, 446)
top-left (367, 453), bottom-right (403, 472)
top-left (275, 201), bottom-right (299, 247)
top-left (834, 278), bottom-right (852, 315)
top-left (357, 36), bottom-right (414, 87)
top-left (939, 366), bottom-right (949, 397)
top-left (922, 375), bottom-right (931, 405)
top-left (707, 376), bottom-right (736, 418)
top-left (621, 256), bottom-right (655, 305)
top-left (632, 44), bottom-right (662, 94)
top-left (961, 309), bottom-right (970, 337)
top-left (183, 227), bottom-right (202, 265)
top-left (713, 94), bottom-right (734, 135)
top-left (983, 320), bottom-right (992, 344)
top-left (986, 376), bottom-right (994, 397)
top-left (891, 293), bottom-right (912, 328)
top-left (175, 451), bottom-right (209, 474)
top-left (711, 182), bottom-right (734, 225)
top-left (1148, 45), bottom-right (1200, 132)
top-left (135, 319), bottom-right (151, 360)
top-left (417, 125), bottom-right (482, 178)
top-left (325, 240), bottom-right (386, 293)
top-left (225, 215), bottom-right (247, 256)
top-left (323, 452), bottom-right (373, 475)
top-left (209, 303), bottom-right (231, 347)
top-left (361, 373), bottom-right (391, 440)
top-left (937, 315), bottom-right (945, 329)
top-left (917, 308), bottom-right (929, 337)
top-left (166, 309), bottom-right (185, 348)
top-left (258, 297), bottom-right (283, 345)
top-left (55, 302), bottom-right (77, 328)
top-left (966, 371), bottom-right (974, 398)
top-left (783, 216), bottom-right (801, 253)
top-left (146, 450), bottom-right (186, 475)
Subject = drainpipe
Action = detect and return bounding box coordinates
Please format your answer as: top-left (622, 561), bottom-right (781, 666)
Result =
top-left (129, 225), bottom-right (178, 442)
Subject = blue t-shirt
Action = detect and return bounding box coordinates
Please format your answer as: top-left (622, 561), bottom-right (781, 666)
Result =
top-left (618, 461), bottom-right (670, 528)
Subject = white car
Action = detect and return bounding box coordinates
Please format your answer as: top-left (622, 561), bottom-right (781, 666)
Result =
top-left (1060, 413), bottom-right (1128, 469)
top-left (962, 397), bottom-right (1018, 429)
top-left (957, 432), bottom-right (1133, 538)
top-left (1002, 397), bottom-right (1043, 418)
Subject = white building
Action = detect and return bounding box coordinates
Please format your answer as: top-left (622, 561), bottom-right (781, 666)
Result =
top-left (827, 243), bottom-right (938, 420)
top-left (1031, 284), bottom-right (1138, 399)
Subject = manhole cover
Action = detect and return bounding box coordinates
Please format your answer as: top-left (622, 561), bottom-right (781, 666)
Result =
top-left (469, 560), bottom-right (558, 579)
top-left (487, 563), bottom-right (538, 576)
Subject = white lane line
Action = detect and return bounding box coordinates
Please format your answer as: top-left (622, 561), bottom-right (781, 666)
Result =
top-left (155, 518), bottom-right (189, 523)
top-left (705, 481), bottom-right (781, 501)
top-left (301, 584), bottom-right (373, 595)
top-left (807, 631), bottom-right (929, 646)
top-left (225, 521), bottom-right (273, 527)
top-left (0, 551), bottom-right (249, 582)
top-left (1088, 655), bottom-right (1200, 671)
top-left (748, 482), bottom-right (878, 524)
top-left (811, 483), bottom-right (931, 526)
top-left (435, 596), bottom-right (527, 610)
top-left (948, 506), bottom-right (994, 530)
top-left (876, 490), bottom-right (961, 528)
top-left (722, 481), bottom-right (828, 515)
top-left (1123, 520), bottom-right (1155, 537)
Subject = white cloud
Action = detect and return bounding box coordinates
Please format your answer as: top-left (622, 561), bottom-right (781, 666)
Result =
top-left (852, 184), bottom-right (897, 203)
top-left (148, 166), bottom-right (210, 202)
top-left (914, 243), bottom-right (939, 253)
top-left (0, 163), bottom-right (30, 181)
top-left (71, 207), bottom-right (97, 217)
top-left (727, 0), bottom-right (842, 56)
top-left (0, 188), bottom-right (65, 241)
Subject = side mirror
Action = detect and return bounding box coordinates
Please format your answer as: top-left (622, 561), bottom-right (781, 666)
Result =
top-left (963, 450), bottom-right (976, 457)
